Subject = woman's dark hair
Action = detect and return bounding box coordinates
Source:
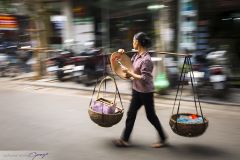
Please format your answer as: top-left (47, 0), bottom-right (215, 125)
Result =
top-left (134, 32), bottom-right (151, 48)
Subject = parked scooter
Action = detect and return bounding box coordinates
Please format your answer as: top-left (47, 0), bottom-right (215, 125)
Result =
top-left (46, 47), bottom-right (108, 84)
top-left (46, 50), bottom-right (75, 81)
top-left (0, 53), bottom-right (8, 77)
top-left (72, 48), bottom-right (108, 86)
top-left (187, 50), bottom-right (229, 98)
top-left (206, 51), bottom-right (228, 97)
top-left (0, 45), bottom-right (21, 77)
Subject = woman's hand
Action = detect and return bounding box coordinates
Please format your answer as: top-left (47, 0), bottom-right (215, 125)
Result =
top-left (121, 66), bottom-right (133, 79)
top-left (121, 66), bottom-right (129, 73)
top-left (118, 49), bottom-right (125, 53)
top-left (117, 48), bottom-right (136, 80)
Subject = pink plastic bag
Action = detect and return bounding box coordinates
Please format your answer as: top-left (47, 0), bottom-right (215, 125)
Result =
top-left (92, 100), bottom-right (116, 114)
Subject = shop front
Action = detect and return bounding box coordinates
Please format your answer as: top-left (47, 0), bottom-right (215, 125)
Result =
top-left (197, 0), bottom-right (240, 74)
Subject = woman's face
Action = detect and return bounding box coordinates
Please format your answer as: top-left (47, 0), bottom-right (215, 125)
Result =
top-left (133, 38), bottom-right (138, 50)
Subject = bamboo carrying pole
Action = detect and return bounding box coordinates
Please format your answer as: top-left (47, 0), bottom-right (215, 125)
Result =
top-left (125, 50), bottom-right (192, 57)
top-left (156, 51), bottom-right (192, 57)
top-left (110, 51), bottom-right (192, 81)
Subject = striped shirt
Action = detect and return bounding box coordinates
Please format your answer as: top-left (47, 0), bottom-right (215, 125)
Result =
top-left (131, 52), bottom-right (154, 93)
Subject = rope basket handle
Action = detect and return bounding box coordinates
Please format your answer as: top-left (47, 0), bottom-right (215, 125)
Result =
top-left (171, 56), bottom-right (205, 124)
top-left (96, 76), bottom-right (117, 104)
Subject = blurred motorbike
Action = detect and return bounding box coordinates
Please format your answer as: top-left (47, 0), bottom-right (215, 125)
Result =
top-left (0, 53), bottom-right (8, 77)
top-left (206, 51), bottom-right (228, 97)
top-left (46, 50), bottom-right (75, 81)
top-left (46, 48), bottom-right (108, 84)
top-left (187, 50), bottom-right (229, 98)
top-left (72, 48), bottom-right (108, 86)
top-left (0, 45), bottom-right (21, 77)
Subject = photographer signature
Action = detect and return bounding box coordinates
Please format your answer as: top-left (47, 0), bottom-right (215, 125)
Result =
top-left (28, 152), bottom-right (48, 160)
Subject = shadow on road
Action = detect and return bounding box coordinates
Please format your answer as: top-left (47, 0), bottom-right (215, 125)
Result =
top-left (102, 138), bottom-right (235, 160)
top-left (166, 143), bottom-right (232, 158)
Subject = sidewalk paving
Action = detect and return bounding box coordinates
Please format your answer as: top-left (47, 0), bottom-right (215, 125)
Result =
top-left (7, 73), bottom-right (240, 106)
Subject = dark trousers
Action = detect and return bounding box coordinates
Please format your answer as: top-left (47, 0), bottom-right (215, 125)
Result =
top-left (121, 89), bottom-right (166, 142)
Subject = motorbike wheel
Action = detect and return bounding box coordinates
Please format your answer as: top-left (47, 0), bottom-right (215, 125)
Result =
top-left (74, 76), bottom-right (82, 83)
top-left (212, 83), bottom-right (228, 98)
top-left (82, 73), bottom-right (103, 86)
top-left (82, 75), bottom-right (93, 86)
top-left (56, 70), bottom-right (65, 82)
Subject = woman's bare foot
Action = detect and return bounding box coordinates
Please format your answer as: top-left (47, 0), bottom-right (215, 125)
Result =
top-left (112, 139), bottom-right (130, 147)
top-left (151, 140), bottom-right (168, 148)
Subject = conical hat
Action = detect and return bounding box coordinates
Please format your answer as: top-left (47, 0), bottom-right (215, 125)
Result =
top-left (110, 52), bottom-right (133, 80)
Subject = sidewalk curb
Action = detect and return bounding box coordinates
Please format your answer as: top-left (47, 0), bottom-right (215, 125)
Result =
top-left (17, 81), bottom-right (240, 107)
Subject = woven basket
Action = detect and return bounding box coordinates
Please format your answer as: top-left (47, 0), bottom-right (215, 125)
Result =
top-left (88, 108), bottom-right (124, 127)
top-left (88, 76), bottom-right (124, 127)
top-left (169, 113), bottom-right (208, 137)
top-left (110, 52), bottom-right (133, 80)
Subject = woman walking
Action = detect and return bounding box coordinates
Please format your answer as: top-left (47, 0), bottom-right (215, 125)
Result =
top-left (113, 32), bottom-right (167, 148)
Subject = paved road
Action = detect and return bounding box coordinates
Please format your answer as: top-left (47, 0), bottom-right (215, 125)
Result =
top-left (0, 83), bottom-right (239, 160)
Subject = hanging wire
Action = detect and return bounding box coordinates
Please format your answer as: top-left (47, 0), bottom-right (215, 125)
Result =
top-left (108, 52), bottom-right (124, 110)
top-left (176, 60), bottom-right (187, 116)
top-left (171, 55), bottom-right (205, 125)
top-left (172, 56), bottom-right (187, 115)
top-left (188, 57), bottom-right (205, 122)
top-left (186, 56), bottom-right (199, 115)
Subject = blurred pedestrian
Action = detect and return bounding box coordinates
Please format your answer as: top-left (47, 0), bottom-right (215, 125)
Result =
top-left (113, 32), bottom-right (167, 148)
